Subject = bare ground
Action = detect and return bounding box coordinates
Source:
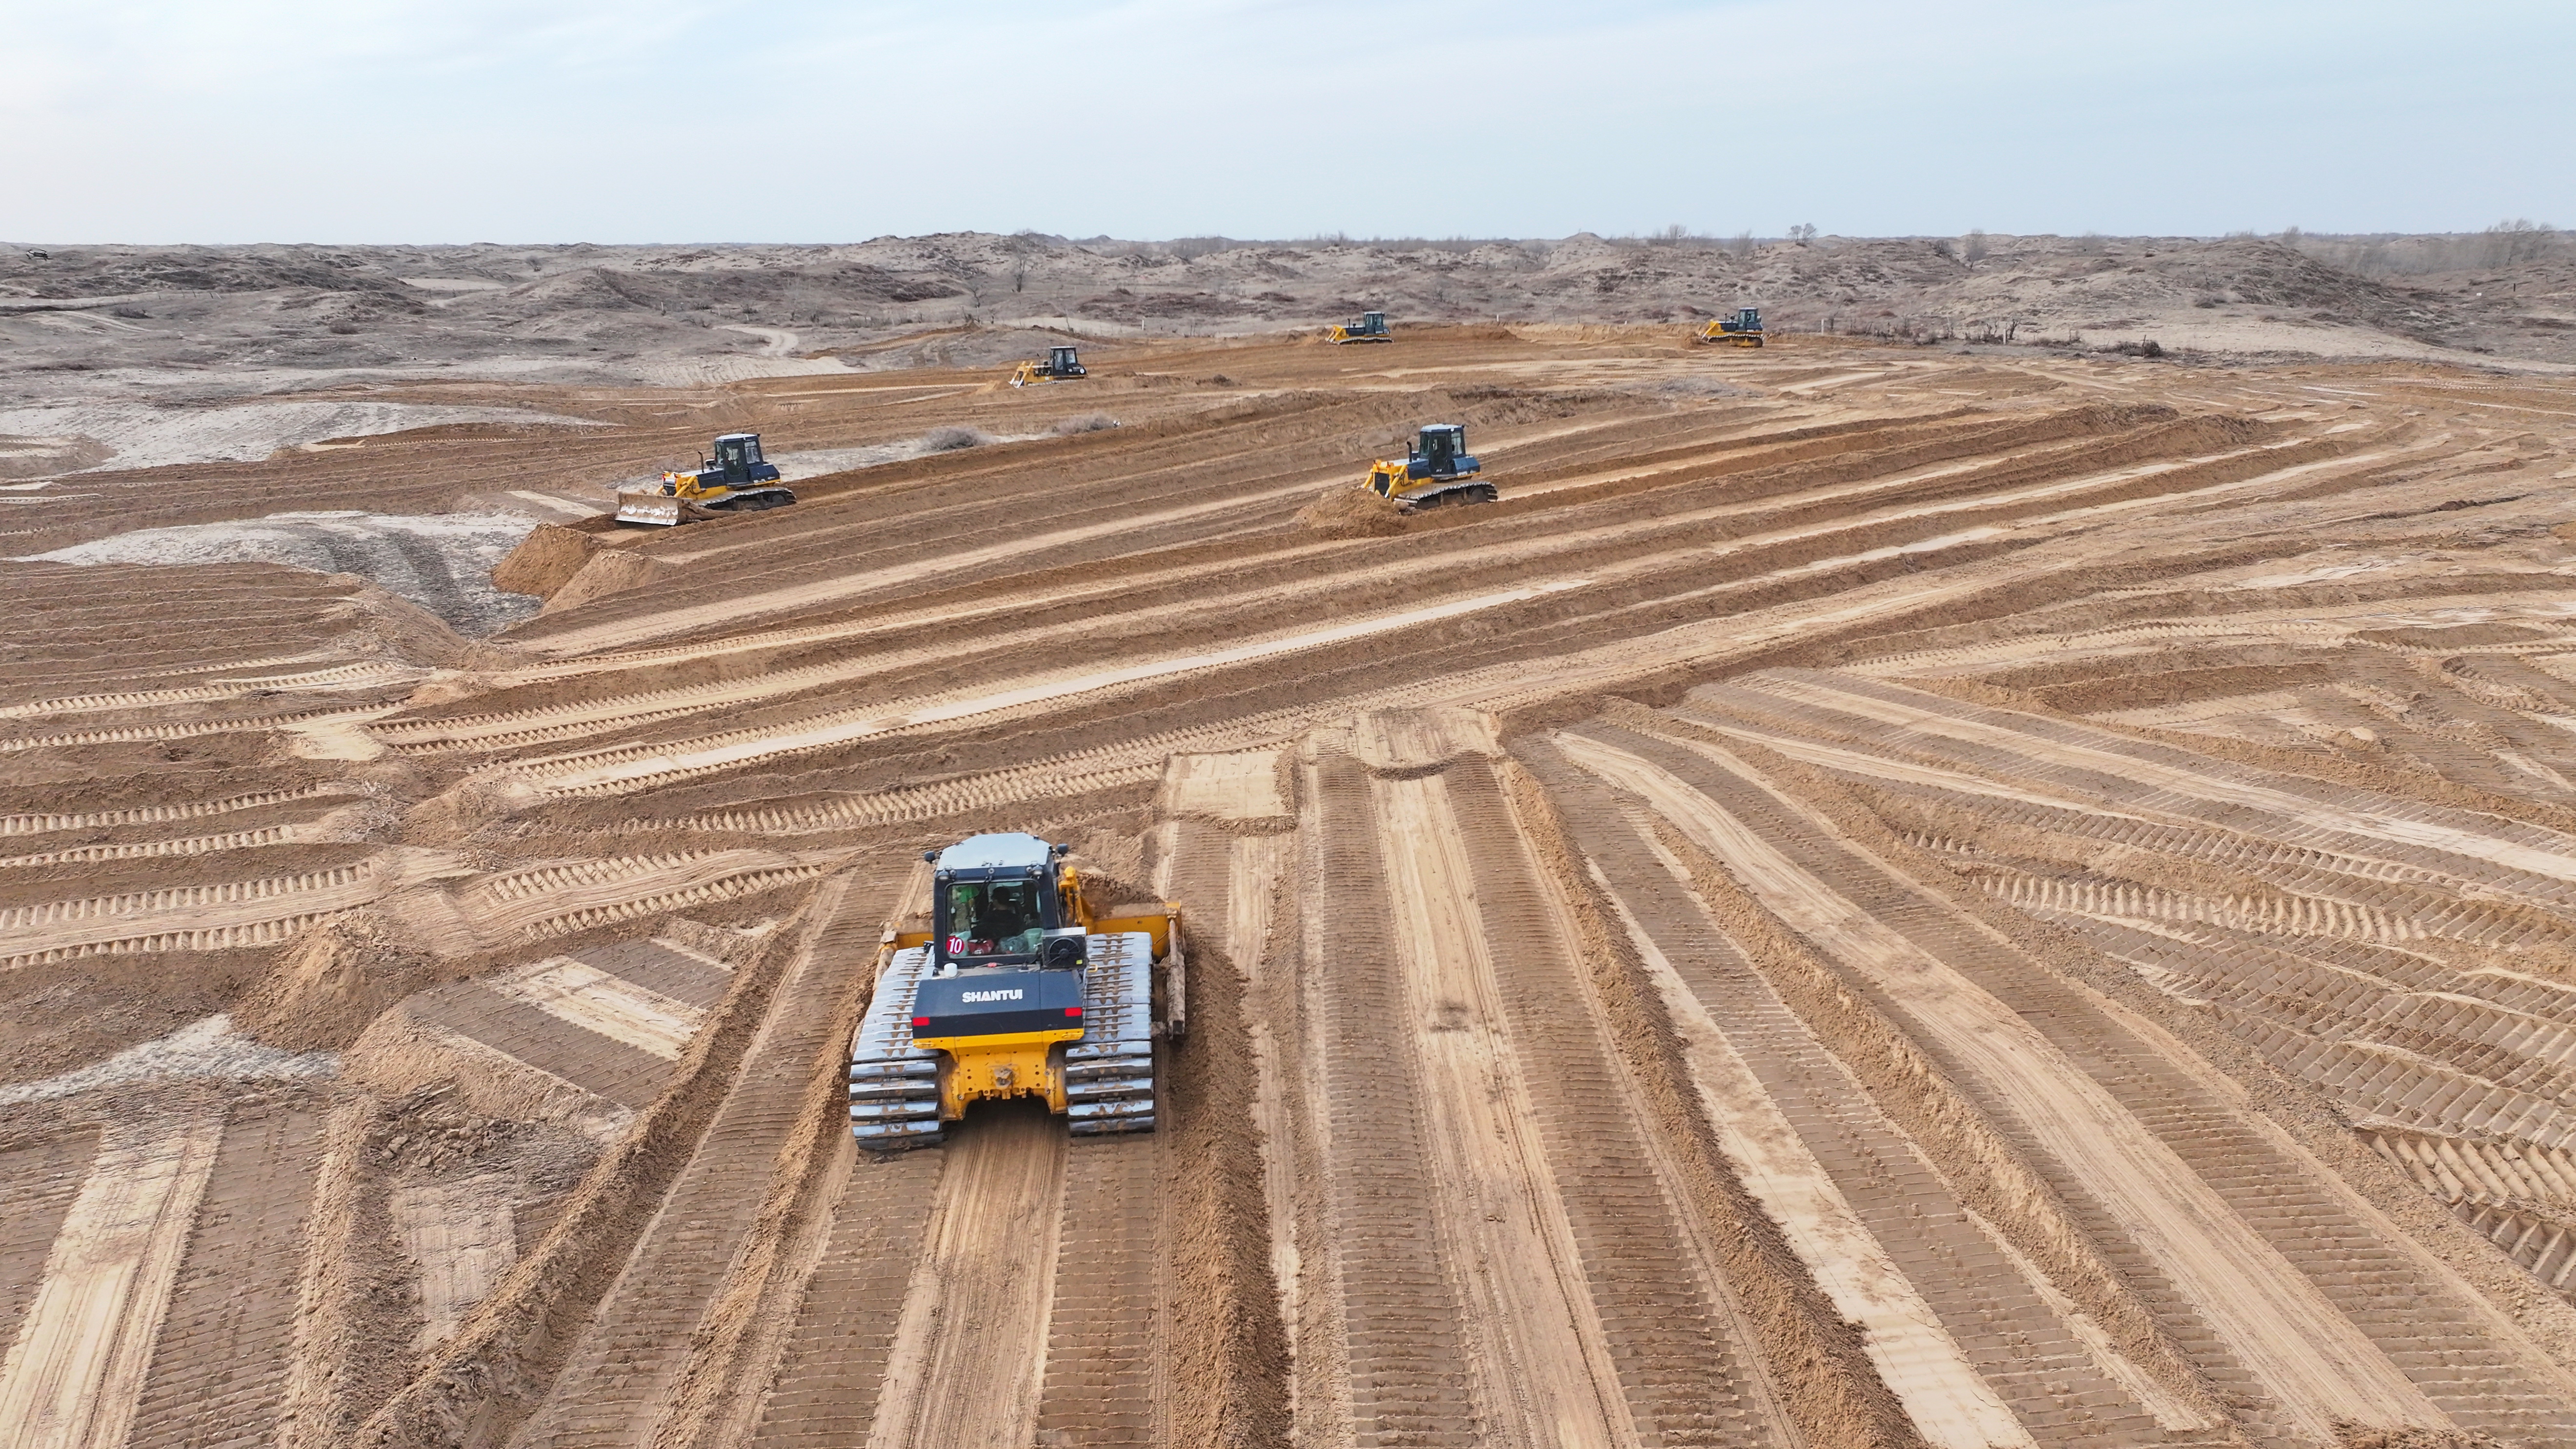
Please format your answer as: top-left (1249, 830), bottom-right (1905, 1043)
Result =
top-left (7, 296), bottom-right (2576, 1449)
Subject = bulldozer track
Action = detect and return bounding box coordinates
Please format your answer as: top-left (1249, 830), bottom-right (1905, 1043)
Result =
top-left (0, 783), bottom-right (357, 838)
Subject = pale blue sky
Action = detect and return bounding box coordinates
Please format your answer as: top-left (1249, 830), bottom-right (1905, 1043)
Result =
top-left (4, 0), bottom-right (2568, 243)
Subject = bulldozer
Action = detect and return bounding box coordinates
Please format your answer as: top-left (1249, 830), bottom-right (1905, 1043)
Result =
top-left (613, 432), bottom-right (796, 526)
top-left (1328, 310), bottom-right (1392, 344)
top-left (1364, 423), bottom-right (1496, 510)
top-left (1698, 306), bottom-right (1765, 347)
top-left (1007, 344), bottom-right (1087, 387)
top-left (848, 833), bottom-right (1182, 1149)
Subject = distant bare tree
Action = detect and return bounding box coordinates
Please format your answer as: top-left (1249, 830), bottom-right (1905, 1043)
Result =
top-left (1656, 223), bottom-right (1692, 244)
top-left (1729, 231), bottom-right (1755, 257)
top-left (1006, 229), bottom-right (1038, 294)
top-left (1962, 229), bottom-right (1989, 265)
top-left (1789, 223), bottom-right (1818, 245)
top-left (2484, 218), bottom-right (2556, 267)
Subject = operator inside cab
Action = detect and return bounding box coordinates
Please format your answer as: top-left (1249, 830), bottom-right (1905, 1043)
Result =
top-left (946, 878), bottom-right (1043, 958)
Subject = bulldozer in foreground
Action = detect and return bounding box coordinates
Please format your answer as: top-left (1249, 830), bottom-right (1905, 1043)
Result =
top-left (1364, 423), bottom-right (1496, 510)
top-left (849, 833), bottom-right (1182, 1149)
top-left (1007, 344), bottom-right (1087, 387)
top-left (1328, 309), bottom-right (1392, 344)
top-left (1698, 306), bottom-right (1765, 347)
top-left (613, 432), bottom-right (796, 526)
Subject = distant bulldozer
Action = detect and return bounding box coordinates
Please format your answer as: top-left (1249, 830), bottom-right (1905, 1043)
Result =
top-left (1698, 307), bottom-right (1765, 347)
top-left (1008, 344), bottom-right (1087, 387)
top-left (613, 432), bottom-right (795, 526)
top-left (1328, 310), bottom-right (1392, 344)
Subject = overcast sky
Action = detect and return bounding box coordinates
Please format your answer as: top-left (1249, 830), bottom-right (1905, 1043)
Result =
top-left (5, 0), bottom-right (2569, 244)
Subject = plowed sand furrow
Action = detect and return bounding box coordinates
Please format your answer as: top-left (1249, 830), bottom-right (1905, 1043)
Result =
top-left (504, 867), bottom-right (899, 1449)
top-left (0, 1113), bottom-right (225, 1449)
top-left (124, 1109), bottom-right (324, 1449)
top-left (1304, 748), bottom-right (1482, 1447)
top-left (1981, 870), bottom-right (2427, 945)
top-left (484, 958), bottom-right (708, 1062)
top-left (0, 863), bottom-right (393, 966)
top-left (0, 784), bottom-right (355, 838)
top-left (1439, 759), bottom-right (1794, 1448)
top-left (1030, 1136), bottom-right (1164, 1447)
top-left (404, 984), bottom-right (680, 1113)
top-left (390, 1175), bottom-right (518, 1351)
top-left (0, 825), bottom-right (307, 868)
top-left (415, 414), bottom-right (2325, 762)
top-left (1599, 717), bottom-right (2576, 1441)
top-left (860, 1105), bottom-right (1068, 1449)
top-left (1559, 726), bottom-right (2460, 1442)
top-left (0, 1134), bottom-right (100, 1355)
top-left (451, 851), bottom-right (823, 944)
top-left (0, 708), bottom-right (379, 755)
top-left (1368, 768), bottom-right (1630, 1449)
top-left (746, 1154), bottom-right (944, 1449)
top-left (509, 583), bottom-right (1585, 798)
top-left (1540, 757), bottom-right (2205, 1445)
top-left (0, 663), bottom-right (422, 721)
top-left (1723, 671), bottom-right (2576, 905)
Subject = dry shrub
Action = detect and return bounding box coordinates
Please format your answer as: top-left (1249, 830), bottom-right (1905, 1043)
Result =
top-left (920, 425), bottom-right (994, 452)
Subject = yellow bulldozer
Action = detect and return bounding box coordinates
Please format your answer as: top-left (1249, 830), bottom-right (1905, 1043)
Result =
top-left (1364, 423), bottom-right (1496, 510)
top-left (848, 833), bottom-right (1183, 1149)
top-left (1007, 344), bottom-right (1087, 387)
top-left (1698, 306), bottom-right (1766, 347)
top-left (1328, 309), bottom-right (1392, 344)
top-left (613, 432), bottom-right (796, 526)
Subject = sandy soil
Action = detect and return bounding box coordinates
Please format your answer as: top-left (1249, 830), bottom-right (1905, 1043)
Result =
top-left (13, 309), bottom-right (2576, 1449)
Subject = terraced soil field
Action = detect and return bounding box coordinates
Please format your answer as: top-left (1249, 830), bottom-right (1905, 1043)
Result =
top-left (8, 325), bottom-right (2576, 1449)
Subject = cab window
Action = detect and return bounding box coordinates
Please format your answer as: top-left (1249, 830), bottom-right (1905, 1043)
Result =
top-left (946, 879), bottom-right (1044, 957)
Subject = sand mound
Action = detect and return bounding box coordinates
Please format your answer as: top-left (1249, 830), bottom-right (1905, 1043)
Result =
top-left (1295, 484), bottom-right (1410, 538)
top-left (542, 545), bottom-right (672, 613)
top-left (492, 521), bottom-right (606, 601)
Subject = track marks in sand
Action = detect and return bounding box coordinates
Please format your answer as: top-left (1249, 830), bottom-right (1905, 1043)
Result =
top-left (484, 957), bottom-right (707, 1061)
top-left (391, 1175), bottom-right (518, 1350)
top-left (748, 1154), bottom-right (943, 1449)
top-left (863, 1105), bottom-right (1067, 1449)
top-left (1434, 760), bottom-right (1792, 1448)
top-left (0, 1114), bottom-right (222, 1449)
top-left (1594, 873), bottom-right (2032, 1449)
top-left (1303, 749), bottom-right (1481, 1446)
top-left (125, 1108), bottom-right (325, 1449)
top-left (1557, 726), bottom-right (2454, 1443)
top-left (509, 581), bottom-right (1587, 798)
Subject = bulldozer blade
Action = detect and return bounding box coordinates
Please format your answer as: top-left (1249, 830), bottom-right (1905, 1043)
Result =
top-left (614, 492), bottom-right (684, 526)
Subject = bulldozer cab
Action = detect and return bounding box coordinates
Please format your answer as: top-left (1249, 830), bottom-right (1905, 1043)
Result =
top-left (1414, 423), bottom-right (1468, 476)
top-left (926, 834), bottom-right (1088, 973)
top-left (711, 433), bottom-right (762, 481)
top-left (1724, 307), bottom-right (1762, 333)
top-left (1358, 311), bottom-right (1387, 336)
top-left (1048, 345), bottom-right (1083, 375)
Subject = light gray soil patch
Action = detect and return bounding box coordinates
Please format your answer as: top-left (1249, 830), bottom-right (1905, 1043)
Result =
top-left (0, 1014), bottom-right (336, 1105)
top-left (0, 401), bottom-right (600, 475)
top-left (22, 509), bottom-right (543, 635)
